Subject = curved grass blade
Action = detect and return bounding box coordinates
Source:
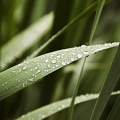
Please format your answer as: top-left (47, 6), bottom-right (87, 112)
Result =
top-left (90, 44), bottom-right (120, 120)
top-left (16, 91), bottom-right (120, 120)
top-left (1, 12), bottom-right (54, 70)
top-left (0, 42), bottom-right (119, 100)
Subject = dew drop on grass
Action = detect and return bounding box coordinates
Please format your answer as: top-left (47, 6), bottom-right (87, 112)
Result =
top-left (23, 83), bottom-right (25, 87)
top-left (45, 59), bottom-right (49, 63)
top-left (83, 50), bottom-right (89, 55)
top-left (62, 105), bottom-right (65, 108)
top-left (32, 74), bottom-right (35, 77)
top-left (62, 61), bottom-right (66, 65)
top-left (81, 45), bottom-right (86, 47)
top-left (12, 70), bottom-right (16, 73)
top-left (51, 59), bottom-right (57, 64)
top-left (23, 66), bottom-right (27, 70)
top-left (18, 64), bottom-right (21, 66)
top-left (5, 82), bottom-right (7, 84)
top-left (56, 64), bottom-right (59, 67)
top-left (72, 52), bottom-right (76, 55)
top-left (28, 78), bottom-right (34, 82)
top-left (57, 55), bottom-right (61, 58)
top-left (77, 54), bottom-right (82, 58)
top-left (71, 58), bottom-right (74, 61)
top-left (35, 67), bottom-right (37, 69)
top-left (37, 70), bottom-right (40, 73)
top-left (48, 64), bottom-right (51, 68)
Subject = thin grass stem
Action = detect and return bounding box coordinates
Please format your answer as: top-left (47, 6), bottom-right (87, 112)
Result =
top-left (67, 58), bottom-right (86, 120)
top-left (68, 0), bottom-right (106, 120)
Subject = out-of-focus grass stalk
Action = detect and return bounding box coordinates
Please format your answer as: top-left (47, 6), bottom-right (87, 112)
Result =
top-left (7, 0), bottom-right (16, 40)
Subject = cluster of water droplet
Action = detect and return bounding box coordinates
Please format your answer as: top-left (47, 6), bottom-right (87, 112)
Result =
top-left (11, 42), bottom-right (119, 84)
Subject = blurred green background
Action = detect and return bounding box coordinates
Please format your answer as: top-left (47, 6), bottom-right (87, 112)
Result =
top-left (0, 0), bottom-right (120, 120)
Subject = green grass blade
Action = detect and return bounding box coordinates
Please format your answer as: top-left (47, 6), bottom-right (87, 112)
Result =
top-left (0, 43), bottom-right (118, 101)
top-left (106, 94), bottom-right (120, 120)
top-left (67, 57), bottom-right (86, 120)
top-left (16, 91), bottom-right (120, 120)
top-left (1, 12), bottom-right (54, 70)
top-left (6, 0), bottom-right (16, 40)
top-left (89, 0), bottom-right (105, 45)
top-left (90, 44), bottom-right (120, 120)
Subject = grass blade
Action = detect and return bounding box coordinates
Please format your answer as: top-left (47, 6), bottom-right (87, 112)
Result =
top-left (89, 0), bottom-right (105, 45)
top-left (1, 12), bottom-right (54, 70)
top-left (106, 94), bottom-right (120, 120)
top-left (90, 44), bottom-right (120, 120)
top-left (16, 91), bottom-right (120, 120)
top-left (0, 43), bottom-right (118, 100)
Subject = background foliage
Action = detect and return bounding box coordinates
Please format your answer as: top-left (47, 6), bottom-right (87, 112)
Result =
top-left (0, 0), bottom-right (120, 120)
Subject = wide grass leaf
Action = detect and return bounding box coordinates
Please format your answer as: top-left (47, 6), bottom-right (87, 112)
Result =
top-left (90, 44), bottom-right (120, 120)
top-left (16, 91), bottom-right (120, 120)
top-left (106, 95), bottom-right (120, 120)
top-left (1, 12), bottom-right (54, 70)
top-left (0, 42), bottom-right (119, 100)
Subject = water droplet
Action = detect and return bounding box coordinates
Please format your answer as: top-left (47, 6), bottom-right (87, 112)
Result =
top-left (72, 52), bottom-right (76, 55)
top-left (34, 60), bottom-right (37, 62)
top-left (18, 64), bottom-right (21, 66)
top-left (38, 70), bottom-right (40, 73)
top-left (35, 67), bottom-right (37, 69)
top-left (23, 66), bottom-right (27, 70)
top-left (28, 78), bottom-right (34, 82)
top-left (62, 105), bottom-right (65, 108)
top-left (32, 74), bottom-right (35, 77)
top-left (23, 83), bottom-right (25, 87)
top-left (77, 54), bottom-right (82, 58)
top-left (90, 48), bottom-right (94, 51)
top-left (83, 50), bottom-right (89, 55)
top-left (51, 54), bottom-right (53, 57)
top-left (81, 45), bottom-right (86, 47)
top-left (62, 61), bottom-right (66, 65)
top-left (5, 82), bottom-right (7, 84)
top-left (71, 58), bottom-right (74, 61)
top-left (13, 70), bottom-right (16, 73)
top-left (51, 59), bottom-right (57, 64)
top-left (48, 64), bottom-right (50, 68)
top-left (57, 55), bottom-right (61, 58)
top-left (56, 64), bottom-right (59, 67)
top-left (45, 59), bottom-right (49, 63)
